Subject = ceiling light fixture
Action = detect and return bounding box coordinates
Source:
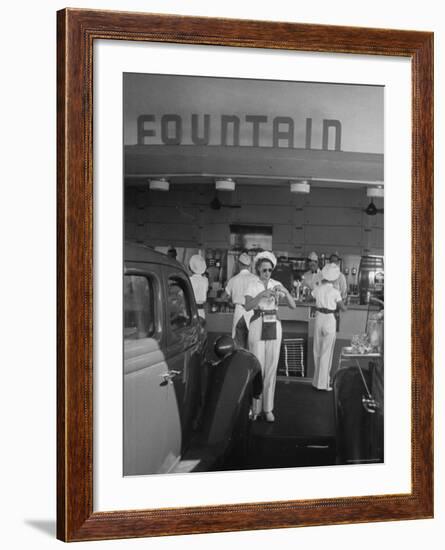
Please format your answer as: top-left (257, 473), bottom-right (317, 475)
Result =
top-left (215, 177), bottom-right (236, 191)
top-left (148, 177), bottom-right (170, 191)
top-left (366, 185), bottom-right (384, 198)
top-left (290, 180), bottom-right (311, 194)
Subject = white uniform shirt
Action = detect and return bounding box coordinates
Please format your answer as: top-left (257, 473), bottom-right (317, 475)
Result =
top-left (312, 283), bottom-right (342, 310)
top-left (225, 269), bottom-right (257, 305)
top-left (302, 269), bottom-right (322, 290)
top-left (190, 274), bottom-right (209, 304)
top-left (332, 272), bottom-right (348, 299)
top-left (245, 277), bottom-right (281, 311)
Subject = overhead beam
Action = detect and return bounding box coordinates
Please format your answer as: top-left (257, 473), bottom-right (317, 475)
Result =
top-left (125, 145), bottom-right (384, 183)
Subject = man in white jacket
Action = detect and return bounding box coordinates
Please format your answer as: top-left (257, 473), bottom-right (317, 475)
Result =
top-left (224, 252), bottom-right (256, 348)
top-left (189, 254), bottom-right (208, 319)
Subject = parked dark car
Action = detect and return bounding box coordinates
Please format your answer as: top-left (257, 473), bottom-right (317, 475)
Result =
top-left (123, 242), bottom-right (262, 475)
top-left (333, 357), bottom-right (384, 465)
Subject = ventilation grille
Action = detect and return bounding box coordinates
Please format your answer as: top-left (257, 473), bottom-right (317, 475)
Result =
top-left (278, 337), bottom-right (305, 377)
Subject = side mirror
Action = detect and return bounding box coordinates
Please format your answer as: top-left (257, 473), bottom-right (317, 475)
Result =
top-left (214, 335), bottom-right (235, 358)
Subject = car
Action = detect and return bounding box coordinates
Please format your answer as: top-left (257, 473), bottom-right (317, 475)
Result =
top-left (333, 356), bottom-right (384, 465)
top-left (123, 242), bottom-right (262, 475)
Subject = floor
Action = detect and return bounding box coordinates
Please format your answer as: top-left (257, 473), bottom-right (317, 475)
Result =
top-left (219, 377), bottom-right (338, 471)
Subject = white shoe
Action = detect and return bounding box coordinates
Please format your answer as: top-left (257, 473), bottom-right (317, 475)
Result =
top-left (264, 412), bottom-right (275, 422)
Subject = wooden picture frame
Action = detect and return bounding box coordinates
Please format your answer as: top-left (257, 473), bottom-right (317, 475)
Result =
top-left (57, 8), bottom-right (433, 542)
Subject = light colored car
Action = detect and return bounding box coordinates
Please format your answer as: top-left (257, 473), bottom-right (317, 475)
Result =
top-left (124, 242), bottom-right (262, 475)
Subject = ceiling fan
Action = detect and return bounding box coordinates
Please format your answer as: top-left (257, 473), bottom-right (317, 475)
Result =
top-left (209, 193), bottom-right (241, 210)
top-left (363, 200), bottom-right (384, 216)
top-left (192, 191), bottom-right (241, 210)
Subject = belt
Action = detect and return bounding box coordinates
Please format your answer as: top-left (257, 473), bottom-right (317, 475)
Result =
top-left (253, 309), bottom-right (278, 315)
top-left (196, 303), bottom-right (205, 310)
top-left (251, 309), bottom-right (279, 323)
top-left (316, 307), bottom-right (336, 314)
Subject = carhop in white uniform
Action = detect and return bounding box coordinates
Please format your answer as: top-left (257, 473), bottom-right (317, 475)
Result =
top-left (189, 254), bottom-right (208, 319)
top-left (245, 251), bottom-right (296, 422)
top-left (224, 253), bottom-right (257, 347)
top-left (311, 263), bottom-right (347, 391)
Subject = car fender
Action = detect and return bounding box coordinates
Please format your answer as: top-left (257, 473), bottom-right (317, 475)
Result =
top-left (333, 364), bottom-right (384, 464)
top-left (199, 349), bottom-right (262, 448)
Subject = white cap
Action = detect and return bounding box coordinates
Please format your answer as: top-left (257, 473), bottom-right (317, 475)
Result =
top-left (189, 254), bottom-right (207, 275)
top-left (238, 253), bottom-right (251, 266)
top-left (253, 251), bottom-right (277, 269)
top-left (322, 263), bottom-right (340, 282)
top-left (307, 251), bottom-right (318, 261)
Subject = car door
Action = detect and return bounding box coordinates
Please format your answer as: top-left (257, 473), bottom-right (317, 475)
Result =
top-left (123, 265), bottom-right (180, 475)
top-left (163, 268), bottom-right (204, 454)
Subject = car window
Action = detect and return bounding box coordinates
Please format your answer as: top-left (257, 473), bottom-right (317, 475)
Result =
top-left (124, 275), bottom-right (155, 340)
top-left (167, 277), bottom-right (192, 330)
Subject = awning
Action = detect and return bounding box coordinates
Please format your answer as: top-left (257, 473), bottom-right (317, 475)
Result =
top-left (125, 145), bottom-right (383, 185)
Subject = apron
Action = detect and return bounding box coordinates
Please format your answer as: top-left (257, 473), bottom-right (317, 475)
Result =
top-left (233, 304), bottom-right (253, 349)
top-left (250, 309), bottom-right (278, 340)
top-left (232, 304), bottom-right (253, 338)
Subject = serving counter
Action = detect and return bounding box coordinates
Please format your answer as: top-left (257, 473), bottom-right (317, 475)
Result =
top-left (206, 302), bottom-right (368, 334)
top-left (205, 302), bottom-right (312, 332)
top-left (205, 301), bottom-right (371, 379)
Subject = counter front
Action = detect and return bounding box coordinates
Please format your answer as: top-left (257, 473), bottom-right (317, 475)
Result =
top-left (205, 302), bottom-right (370, 380)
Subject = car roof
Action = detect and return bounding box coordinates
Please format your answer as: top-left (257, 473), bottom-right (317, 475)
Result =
top-left (124, 241), bottom-right (188, 272)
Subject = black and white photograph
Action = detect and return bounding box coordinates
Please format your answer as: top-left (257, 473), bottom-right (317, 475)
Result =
top-left (123, 73), bottom-right (384, 476)
top-left (2, 0), bottom-right (441, 546)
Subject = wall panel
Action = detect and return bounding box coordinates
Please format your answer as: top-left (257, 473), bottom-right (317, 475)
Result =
top-left (125, 184), bottom-right (383, 254)
top-left (231, 205), bottom-right (292, 224)
top-left (235, 185), bottom-right (300, 206)
top-left (202, 224), bottom-right (230, 246)
top-left (146, 222), bottom-right (197, 242)
top-left (304, 206), bottom-right (362, 226)
top-left (305, 225), bottom-right (362, 247)
top-left (304, 187), bottom-right (363, 207)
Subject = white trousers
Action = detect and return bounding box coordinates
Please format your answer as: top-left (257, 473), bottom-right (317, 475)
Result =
top-left (312, 312), bottom-right (336, 390)
top-left (231, 304), bottom-right (253, 338)
top-left (248, 317), bottom-right (282, 414)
